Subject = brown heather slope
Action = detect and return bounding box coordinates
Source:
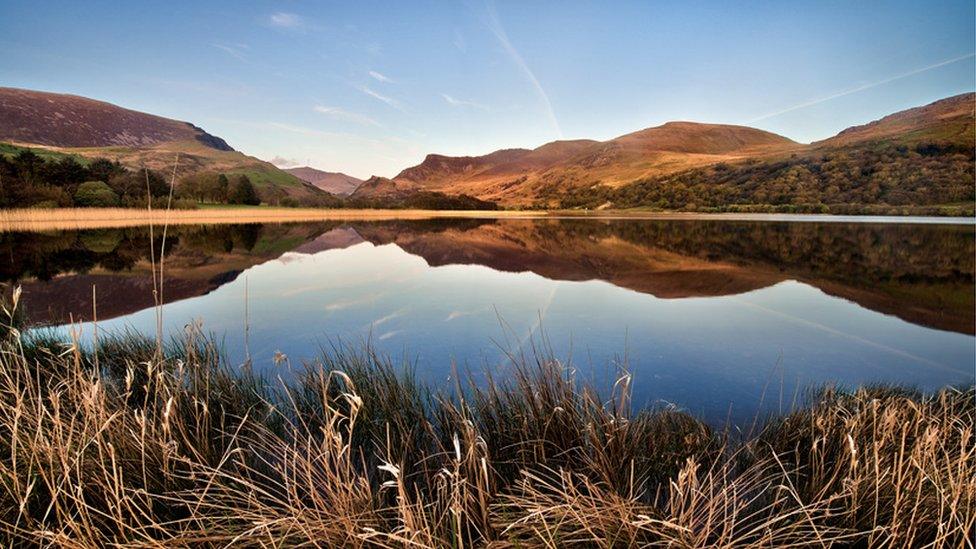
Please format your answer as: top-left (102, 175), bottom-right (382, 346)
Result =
top-left (0, 87), bottom-right (328, 203)
top-left (392, 121), bottom-right (800, 203)
top-left (0, 87), bottom-right (232, 150)
top-left (391, 93), bottom-right (974, 207)
top-left (816, 92), bottom-right (975, 148)
top-left (284, 166), bottom-right (363, 196)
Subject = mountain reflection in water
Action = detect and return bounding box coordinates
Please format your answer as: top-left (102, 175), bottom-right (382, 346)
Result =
top-left (4, 218), bottom-right (973, 422)
top-left (7, 218), bottom-right (973, 333)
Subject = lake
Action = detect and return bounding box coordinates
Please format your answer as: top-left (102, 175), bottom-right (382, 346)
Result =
top-left (6, 216), bottom-right (974, 423)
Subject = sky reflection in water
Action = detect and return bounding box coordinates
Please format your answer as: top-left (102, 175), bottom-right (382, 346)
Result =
top-left (12, 218), bottom-right (975, 423)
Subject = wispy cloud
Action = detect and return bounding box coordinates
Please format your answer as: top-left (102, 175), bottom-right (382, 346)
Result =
top-left (153, 78), bottom-right (252, 97)
top-left (269, 155), bottom-right (301, 168)
top-left (453, 29), bottom-right (467, 53)
top-left (371, 308), bottom-right (406, 328)
top-left (368, 70), bottom-right (394, 83)
top-left (483, 3), bottom-right (563, 138)
top-left (212, 43), bottom-right (248, 61)
top-left (266, 122), bottom-right (350, 139)
top-left (441, 93), bottom-right (488, 110)
top-left (314, 105), bottom-right (383, 127)
top-left (445, 306), bottom-right (489, 321)
top-left (359, 86), bottom-right (405, 111)
top-left (268, 12), bottom-right (305, 29)
top-left (749, 52), bottom-right (976, 123)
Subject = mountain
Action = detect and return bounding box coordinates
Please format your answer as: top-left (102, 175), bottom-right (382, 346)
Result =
top-left (394, 122), bottom-right (801, 203)
top-left (393, 94), bottom-right (974, 212)
top-left (284, 167), bottom-right (363, 196)
top-left (0, 87), bottom-right (330, 204)
top-left (349, 176), bottom-right (418, 199)
top-left (816, 92), bottom-right (974, 147)
top-left (0, 87), bottom-right (234, 150)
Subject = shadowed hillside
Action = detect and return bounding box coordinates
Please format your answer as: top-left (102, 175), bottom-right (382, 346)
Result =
top-left (0, 87), bottom-right (233, 150)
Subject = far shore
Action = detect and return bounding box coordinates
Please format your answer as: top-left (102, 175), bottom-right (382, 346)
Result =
top-left (0, 206), bottom-right (973, 232)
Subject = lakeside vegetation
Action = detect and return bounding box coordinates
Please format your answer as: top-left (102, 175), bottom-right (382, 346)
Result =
top-left (4, 140), bottom-right (974, 217)
top-left (0, 145), bottom-right (502, 211)
top-left (0, 207), bottom-right (541, 232)
top-left (543, 142), bottom-right (976, 216)
top-left (0, 148), bottom-right (184, 210)
top-left (0, 291), bottom-right (972, 546)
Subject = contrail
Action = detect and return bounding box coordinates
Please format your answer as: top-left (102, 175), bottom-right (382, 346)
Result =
top-left (749, 52), bottom-right (975, 123)
top-left (484, 2), bottom-right (564, 138)
top-left (731, 294), bottom-right (956, 373)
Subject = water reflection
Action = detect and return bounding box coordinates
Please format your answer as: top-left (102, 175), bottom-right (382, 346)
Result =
top-left (6, 219), bottom-right (973, 334)
top-left (4, 219), bottom-right (974, 422)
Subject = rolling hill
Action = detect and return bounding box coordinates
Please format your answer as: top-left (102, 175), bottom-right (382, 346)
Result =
top-left (388, 93), bottom-right (974, 211)
top-left (816, 92), bottom-right (974, 147)
top-left (391, 121), bottom-right (802, 203)
top-left (283, 167), bottom-right (363, 196)
top-left (0, 87), bottom-right (330, 204)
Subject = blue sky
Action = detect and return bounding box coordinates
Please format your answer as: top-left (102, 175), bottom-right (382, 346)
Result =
top-left (1, 1), bottom-right (973, 178)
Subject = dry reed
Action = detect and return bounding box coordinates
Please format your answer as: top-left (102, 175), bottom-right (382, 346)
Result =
top-left (0, 291), bottom-right (971, 547)
top-left (0, 207), bottom-right (545, 232)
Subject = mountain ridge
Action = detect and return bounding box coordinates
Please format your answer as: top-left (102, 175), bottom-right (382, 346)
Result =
top-left (0, 87), bottom-right (233, 151)
top-left (381, 93), bottom-right (974, 208)
top-left (283, 167), bottom-right (363, 196)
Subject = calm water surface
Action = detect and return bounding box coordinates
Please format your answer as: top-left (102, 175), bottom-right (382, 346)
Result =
top-left (6, 217), bottom-right (974, 423)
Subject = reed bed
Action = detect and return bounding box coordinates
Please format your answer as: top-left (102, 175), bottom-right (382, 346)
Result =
top-left (0, 293), bottom-right (972, 547)
top-left (0, 207), bottom-right (544, 232)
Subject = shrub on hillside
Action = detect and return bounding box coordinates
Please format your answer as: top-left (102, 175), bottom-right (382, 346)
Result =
top-left (73, 181), bottom-right (120, 207)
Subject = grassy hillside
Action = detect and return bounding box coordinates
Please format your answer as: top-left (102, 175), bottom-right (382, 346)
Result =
top-left (0, 88), bottom-right (329, 205)
top-left (0, 142), bottom-right (82, 163)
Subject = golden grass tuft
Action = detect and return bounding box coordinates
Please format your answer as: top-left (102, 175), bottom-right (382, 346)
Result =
top-left (0, 294), bottom-right (972, 547)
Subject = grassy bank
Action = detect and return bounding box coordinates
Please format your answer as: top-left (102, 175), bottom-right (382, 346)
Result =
top-left (0, 207), bottom-right (545, 232)
top-left (0, 297), bottom-right (972, 547)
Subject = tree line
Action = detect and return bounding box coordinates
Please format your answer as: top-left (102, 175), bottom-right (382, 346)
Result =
top-left (0, 150), bottom-right (171, 208)
top-left (0, 149), bottom-right (263, 208)
top-left (176, 172), bottom-right (260, 206)
top-left (1, 147), bottom-right (501, 210)
top-left (544, 141), bottom-right (975, 215)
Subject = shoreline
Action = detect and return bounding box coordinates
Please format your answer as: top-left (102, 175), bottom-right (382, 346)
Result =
top-left (0, 206), bottom-right (973, 232)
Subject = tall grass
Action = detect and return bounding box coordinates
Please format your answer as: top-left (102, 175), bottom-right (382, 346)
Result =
top-left (0, 208), bottom-right (542, 232)
top-left (0, 294), bottom-right (972, 547)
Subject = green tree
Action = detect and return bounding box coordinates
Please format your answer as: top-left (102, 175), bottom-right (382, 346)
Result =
top-left (41, 157), bottom-right (88, 191)
top-left (108, 169), bottom-right (169, 202)
top-left (74, 181), bottom-right (120, 207)
top-left (216, 174), bottom-right (229, 200)
top-left (227, 175), bottom-right (260, 205)
top-left (177, 172), bottom-right (229, 203)
top-left (86, 158), bottom-right (125, 183)
top-left (12, 150), bottom-right (43, 187)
